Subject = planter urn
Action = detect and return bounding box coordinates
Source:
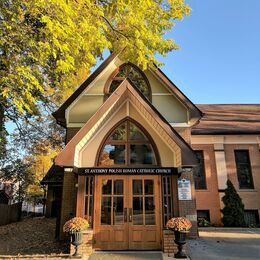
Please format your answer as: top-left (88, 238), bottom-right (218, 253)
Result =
top-left (70, 231), bottom-right (83, 257)
top-left (174, 230), bottom-right (188, 259)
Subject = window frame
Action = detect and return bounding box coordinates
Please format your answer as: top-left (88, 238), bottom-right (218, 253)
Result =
top-left (244, 210), bottom-right (259, 226)
top-left (104, 63), bottom-right (152, 101)
top-left (96, 118), bottom-right (161, 167)
top-left (197, 209), bottom-right (210, 226)
top-left (84, 176), bottom-right (94, 227)
top-left (162, 175), bottom-right (174, 227)
top-left (194, 150), bottom-right (207, 190)
top-left (234, 150), bottom-right (254, 189)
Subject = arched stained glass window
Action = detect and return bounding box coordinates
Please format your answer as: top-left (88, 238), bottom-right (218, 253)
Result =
top-left (98, 120), bottom-right (158, 166)
top-left (106, 64), bottom-right (151, 100)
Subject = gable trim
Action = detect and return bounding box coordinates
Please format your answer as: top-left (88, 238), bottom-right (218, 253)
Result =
top-left (53, 52), bottom-right (118, 126)
top-left (54, 80), bottom-right (197, 167)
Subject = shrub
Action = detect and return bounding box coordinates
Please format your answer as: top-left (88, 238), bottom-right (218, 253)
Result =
top-left (221, 180), bottom-right (246, 227)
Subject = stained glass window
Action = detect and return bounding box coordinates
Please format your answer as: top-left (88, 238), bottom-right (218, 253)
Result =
top-left (107, 64), bottom-right (151, 100)
top-left (98, 121), bottom-right (157, 166)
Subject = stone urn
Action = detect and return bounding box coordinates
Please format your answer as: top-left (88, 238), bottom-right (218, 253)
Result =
top-left (70, 231), bottom-right (83, 257)
top-left (174, 230), bottom-right (188, 259)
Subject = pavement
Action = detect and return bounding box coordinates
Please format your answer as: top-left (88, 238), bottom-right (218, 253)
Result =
top-left (187, 228), bottom-right (260, 260)
top-left (1, 221), bottom-right (259, 259)
top-left (88, 251), bottom-right (187, 260)
top-left (88, 228), bottom-right (260, 260)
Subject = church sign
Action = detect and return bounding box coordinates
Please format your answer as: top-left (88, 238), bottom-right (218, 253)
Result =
top-left (178, 178), bottom-right (192, 200)
top-left (76, 167), bottom-right (178, 175)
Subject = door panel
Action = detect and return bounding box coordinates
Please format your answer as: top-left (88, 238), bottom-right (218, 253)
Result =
top-left (94, 175), bottom-right (161, 250)
top-left (94, 176), bottom-right (128, 250)
top-left (129, 175), bottom-right (161, 250)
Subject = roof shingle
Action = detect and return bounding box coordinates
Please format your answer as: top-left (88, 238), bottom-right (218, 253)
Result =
top-left (192, 104), bottom-right (260, 135)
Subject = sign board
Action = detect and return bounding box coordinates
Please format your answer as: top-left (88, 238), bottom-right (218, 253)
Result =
top-left (76, 167), bottom-right (178, 175)
top-left (178, 178), bottom-right (192, 200)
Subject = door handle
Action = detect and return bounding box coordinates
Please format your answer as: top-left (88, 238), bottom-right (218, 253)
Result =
top-left (124, 208), bottom-right (128, 223)
top-left (128, 208), bottom-right (132, 222)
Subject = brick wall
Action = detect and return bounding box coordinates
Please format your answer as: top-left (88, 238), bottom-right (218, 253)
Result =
top-left (175, 128), bottom-right (191, 144)
top-left (66, 128), bottom-right (80, 144)
top-left (59, 170), bottom-right (77, 240)
top-left (191, 142), bottom-right (260, 226)
top-left (224, 144), bottom-right (260, 217)
top-left (178, 171), bottom-right (198, 237)
top-left (192, 144), bottom-right (222, 225)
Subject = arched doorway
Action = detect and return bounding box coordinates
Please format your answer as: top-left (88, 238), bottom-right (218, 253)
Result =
top-left (94, 119), bottom-right (162, 250)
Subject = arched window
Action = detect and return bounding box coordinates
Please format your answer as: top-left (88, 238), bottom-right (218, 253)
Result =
top-left (105, 64), bottom-right (151, 100)
top-left (97, 120), bottom-right (159, 166)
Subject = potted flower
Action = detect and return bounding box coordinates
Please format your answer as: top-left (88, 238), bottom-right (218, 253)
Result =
top-left (166, 217), bottom-right (192, 258)
top-left (63, 217), bottom-right (89, 257)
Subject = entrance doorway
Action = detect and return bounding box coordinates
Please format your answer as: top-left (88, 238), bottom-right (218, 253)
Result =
top-left (94, 175), bottom-right (161, 250)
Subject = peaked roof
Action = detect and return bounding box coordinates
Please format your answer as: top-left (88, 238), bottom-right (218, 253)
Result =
top-left (41, 165), bottom-right (64, 184)
top-left (54, 79), bottom-right (198, 167)
top-left (192, 104), bottom-right (260, 135)
top-left (53, 53), bottom-right (202, 127)
top-left (53, 53), bottom-right (118, 126)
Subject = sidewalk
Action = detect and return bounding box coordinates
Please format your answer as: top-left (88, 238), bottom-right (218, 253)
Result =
top-left (187, 228), bottom-right (260, 260)
top-left (88, 251), bottom-right (190, 260)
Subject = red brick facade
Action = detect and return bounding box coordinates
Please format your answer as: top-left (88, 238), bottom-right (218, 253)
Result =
top-left (192, 141), bottom-right (260, 226)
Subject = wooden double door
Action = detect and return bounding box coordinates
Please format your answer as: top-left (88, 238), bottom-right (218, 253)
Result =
top-left (94, 175), bottom-right (161, 250)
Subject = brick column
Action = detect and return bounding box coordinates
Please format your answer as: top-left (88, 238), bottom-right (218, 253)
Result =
top-left (59, 169), bottom-right (77, 240)
top-left (178, 171), bottom-right (198, 237)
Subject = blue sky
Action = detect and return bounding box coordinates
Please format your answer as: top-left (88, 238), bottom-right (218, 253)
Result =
top-left (159, 0), bottom-right (260, 104)
top-left (6, 0), bottom-right (260, 134)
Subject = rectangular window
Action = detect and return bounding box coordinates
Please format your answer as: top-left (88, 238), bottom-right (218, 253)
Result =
top-left (194, 151), bottom-right (207, 190)
top-left (234, 150), bottom-right (254, 189)
top-left (197, 210), bottom-right (210, 227)
top-left (85, 176), bottom-right (94, 227)
top-left (244, 210), bottom-right (259, 227)
top-left (162, 176), bottom-right (173, 227)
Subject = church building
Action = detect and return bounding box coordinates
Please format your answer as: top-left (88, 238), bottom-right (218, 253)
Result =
top-left (42, 53), bottom-right (260, 255)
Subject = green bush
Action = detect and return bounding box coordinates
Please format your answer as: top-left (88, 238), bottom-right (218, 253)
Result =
top-left (221, 180), bottom-right (246, 227)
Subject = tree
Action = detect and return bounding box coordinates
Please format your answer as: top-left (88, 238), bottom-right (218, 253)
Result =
top-left (0, 114), bottom-right (64, 203)
top-left (221, 179), bottom-right (246, 227)
top-left (0, 0), bottom-right (190, 132)
top-left (1, 0), bottom-right (191, 201)
top-left (0, 159), bottom-right (33, 202)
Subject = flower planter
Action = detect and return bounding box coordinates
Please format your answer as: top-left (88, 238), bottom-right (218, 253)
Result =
top-left (174, 230), bottom-right (188, 259)
top-left (70, 231), bottom-right (83, 257)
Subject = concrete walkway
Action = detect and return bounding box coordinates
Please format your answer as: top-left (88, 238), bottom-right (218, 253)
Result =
top-left (88, 251), bottom-right (163, 260)
top-left (187, 228), bottom-right (260, 260)
top-left (88, 251), bottom-right (190, 260)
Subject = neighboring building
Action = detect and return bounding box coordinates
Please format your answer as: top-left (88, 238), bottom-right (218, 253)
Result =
top-left (192, 104), bottom-right (260, 227)
top-left (42, 53), bottom-right (260, 254)
top-left (0, 181), bottom-right (14, 204)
